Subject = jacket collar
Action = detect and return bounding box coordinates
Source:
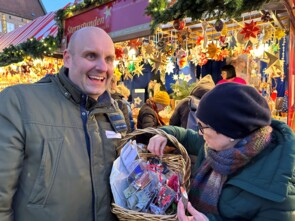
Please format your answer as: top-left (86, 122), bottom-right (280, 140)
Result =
top-left (57, 67), bottom-right (114, 110)
top-left (226, 120), bottom-right (295, 202)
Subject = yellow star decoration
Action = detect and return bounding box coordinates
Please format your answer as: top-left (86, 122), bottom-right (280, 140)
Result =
top-left (114, 68), bottom-right (122, 81)
top-left (122, 66), bottom-right (133, 80)
top-left (143, 42), bottom-right (155, 56)
top-left (123, 72), bottom-right (133, 80)
top-left (264, 51), bottom-right (279, 72)
top-left (179, 73), bottom-right (185, 80)
top-left (133, 62), bottom-right (145, 77)
top-left (207, 42), bottom-right (219, 59)
top-left (134, 97), bottom-right (142, 106)
top-left (272, 60), bottom-right (284, 77)
top-left (150, 53), bottom-right (167, 73)
top-left (275, 28), bottom-right (286, 40)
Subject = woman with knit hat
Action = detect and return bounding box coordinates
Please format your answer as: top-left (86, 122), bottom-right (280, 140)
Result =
top-left (147, 83), bottom-right (295, 221)
top-left (137, 91), bottom-right (170, 129)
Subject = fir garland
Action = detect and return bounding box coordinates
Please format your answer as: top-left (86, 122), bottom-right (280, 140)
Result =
top-left (0, 0), bottom-right (276, 67)
top-left (0, 36), bottom-right (58, 67)
top-left (145, 0), bottom-right (274, 31)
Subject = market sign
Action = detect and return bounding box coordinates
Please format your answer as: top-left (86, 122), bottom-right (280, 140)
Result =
top-left (64, 0), bottom-right (151, 43)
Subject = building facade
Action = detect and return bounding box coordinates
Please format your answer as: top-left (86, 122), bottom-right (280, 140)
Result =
top-left (0, 0), bottom-right (45, 36)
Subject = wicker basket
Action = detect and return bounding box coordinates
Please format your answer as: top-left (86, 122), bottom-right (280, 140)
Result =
top-left (111, 127), bottom-right (191, 221)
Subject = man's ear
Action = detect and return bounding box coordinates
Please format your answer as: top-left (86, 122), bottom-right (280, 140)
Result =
top-left (63, 50), bottom-right (71, 68)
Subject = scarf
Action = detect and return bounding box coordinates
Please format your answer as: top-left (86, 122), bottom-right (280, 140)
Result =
top-left (189, 126), bottom-right (273, 214)
top-left (146, 98), bottom-right (165, 126)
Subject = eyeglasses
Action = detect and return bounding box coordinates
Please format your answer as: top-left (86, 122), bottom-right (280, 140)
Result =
top-left (197, 122), bottom-right (211, 134)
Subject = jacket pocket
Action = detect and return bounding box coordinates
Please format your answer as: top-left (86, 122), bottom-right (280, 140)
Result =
top-left (27, 137), bottom-right (63, 207)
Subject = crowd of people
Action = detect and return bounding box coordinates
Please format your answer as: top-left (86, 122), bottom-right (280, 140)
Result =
top-left (0, 26), bottom-right (294, 221)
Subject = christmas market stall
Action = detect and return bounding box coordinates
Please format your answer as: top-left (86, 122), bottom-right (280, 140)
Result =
top-left (55, 0), bottom-right (294, 128)
top-left (0, 9), bottom-right (68, 90)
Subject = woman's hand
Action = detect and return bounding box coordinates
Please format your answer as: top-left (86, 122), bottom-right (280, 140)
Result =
top-left (147, 134), bottom-right (167, 156)
top-left (177, 199), bottom-right (209, 221)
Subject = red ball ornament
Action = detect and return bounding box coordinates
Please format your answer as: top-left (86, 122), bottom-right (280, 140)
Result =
top-left (173, 20), bottom-right (185, 31)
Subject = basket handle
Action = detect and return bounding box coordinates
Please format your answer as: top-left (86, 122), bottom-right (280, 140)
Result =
top-left (118, 127), bottom-right (191, 189)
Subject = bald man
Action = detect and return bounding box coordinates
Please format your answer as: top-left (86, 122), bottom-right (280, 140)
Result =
top-left (0, 27), bottom-right (126, 221)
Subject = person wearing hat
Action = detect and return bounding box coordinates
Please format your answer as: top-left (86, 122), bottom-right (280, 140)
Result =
top-left (147, 83), bottom-right (295, 221)
top-left (169, 74), bottom-right (215, 130)
top-left (137, 91), bottom-right (170, 129)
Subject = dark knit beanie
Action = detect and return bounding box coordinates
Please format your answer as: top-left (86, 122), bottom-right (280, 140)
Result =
top-left (196, 83), bottom-right (271, 139)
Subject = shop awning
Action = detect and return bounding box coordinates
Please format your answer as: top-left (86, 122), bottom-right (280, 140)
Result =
top-left (0, 11), bottom-right (58, 52)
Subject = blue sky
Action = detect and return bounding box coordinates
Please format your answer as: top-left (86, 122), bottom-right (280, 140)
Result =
top-left (41, 0), bottom-right (75, 13)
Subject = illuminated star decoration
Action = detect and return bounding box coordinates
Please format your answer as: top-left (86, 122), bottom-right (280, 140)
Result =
top-left (123, 72), bottom-right (133, 80)
top-left (184, 74), bottom-right (192, 82)
top-left (133, 62), bottom-right (145, 77)
top-left (265, 51), bottom-right (279, 71)
top-left (272, 59), bottom-right (284, 77)
top-left (104, 6), bottom-right (111, 18)
top-left (240, 20), bottom-right (260, 39)
top-left (134, 97), bottom-right (142, 106)
top-left (128, 39), bottom-right (142, 50)
top-left (179, 73), bottom-right (185, 80)
top-left (166, 61), bottom-right (175, 75)
top-left (115, 47), bottom-right (124, 60)
top-left (275, 28), bottom-right (286, 40)
top-left (173, 74), bottom-right (179, 81)
top-left (150, 53), bottom-right (167, 73)
top-left (207, 42), bottom-right (219, 59)
top-left (144, 41), bottom-right (155, 55)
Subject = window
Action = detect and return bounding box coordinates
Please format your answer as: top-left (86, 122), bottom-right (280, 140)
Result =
top-left (0, 22), bottom-right (2, 32)
top-left (6, 22), bottom-right (15, 32)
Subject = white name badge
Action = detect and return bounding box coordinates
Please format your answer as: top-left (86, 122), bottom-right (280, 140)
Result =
top-left (106, 130), bottom-right (122, 139)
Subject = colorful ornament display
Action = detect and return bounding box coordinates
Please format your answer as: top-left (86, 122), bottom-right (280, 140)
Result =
top-left (265, 51), bottom-right (279, 72)
top-left (115, 47), bottom-right (124, 60)
top-left (240, 20), bottom-right (260, 39)
top-left (173, 20), bottom-right (185, 31)
top-left (207, 42), bottom-right (219, 58)
top-left (127, 39), bottom-right (142, 49)
top-left (274, 28), bottom-right (286, 40)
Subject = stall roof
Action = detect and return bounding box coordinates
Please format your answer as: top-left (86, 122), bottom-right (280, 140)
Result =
top-left (0, 11), bottom-right (57, 52)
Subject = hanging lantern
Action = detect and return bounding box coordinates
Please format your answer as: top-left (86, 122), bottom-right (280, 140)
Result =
top-left (214, 19), bottom-right (224, 32)
top-left (173, 19), bottom-right (185, 31)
